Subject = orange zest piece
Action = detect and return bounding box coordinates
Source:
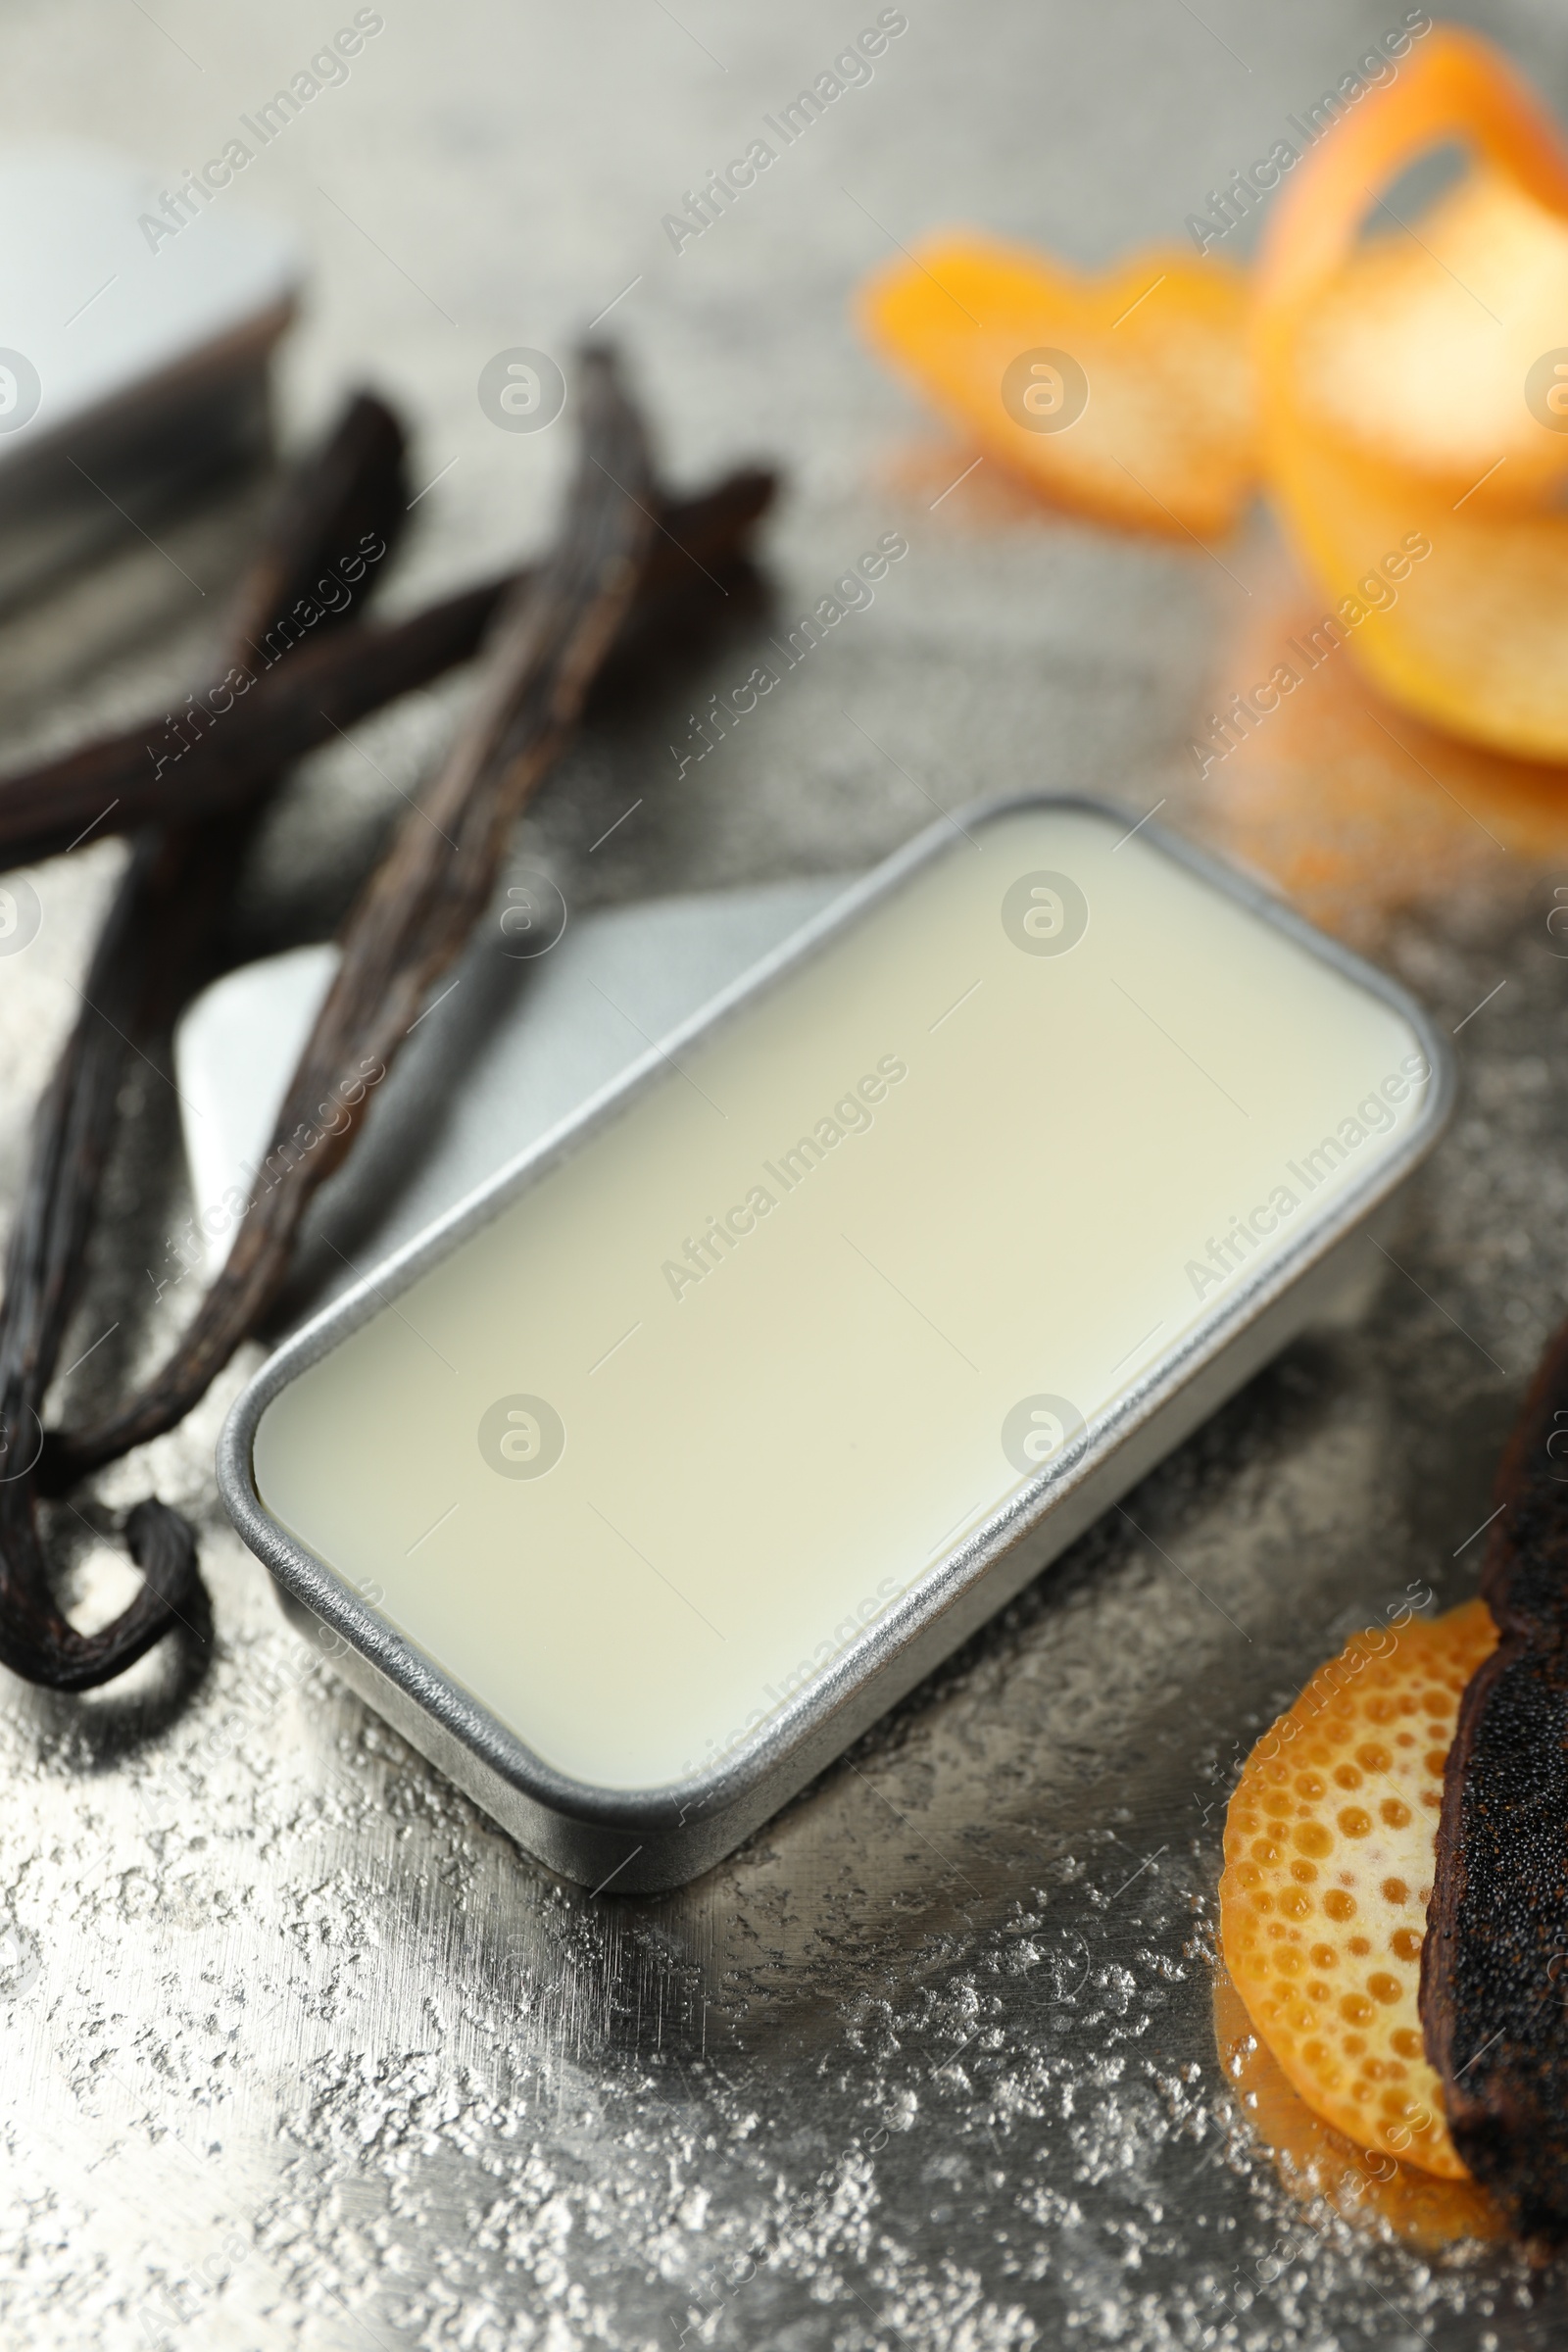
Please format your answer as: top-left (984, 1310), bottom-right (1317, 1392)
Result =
top-left (1254, 29), bottom-right (1568, 760)
top-left (1220, 1597), bottom-right (1498, 2179)
top-left (856, 31), bottom-right (1568, 759)
top-left (857, 233), bottom-right (1255, 538)
top-left (1212, 1967), bottom-right (1506, 2246)
top-left (1290, 166), bottom-right (1568, 511)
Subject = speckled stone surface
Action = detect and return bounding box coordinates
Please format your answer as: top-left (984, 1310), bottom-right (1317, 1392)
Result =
top-left (4, 0), bottom-right (1568, 2343)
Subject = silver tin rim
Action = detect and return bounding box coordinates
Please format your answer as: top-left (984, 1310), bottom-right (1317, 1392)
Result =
top-left (217, 791), bottom-right (1455, 1869)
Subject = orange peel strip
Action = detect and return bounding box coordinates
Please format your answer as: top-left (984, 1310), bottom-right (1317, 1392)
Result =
top-left (1291, 164), bottom-right (1568, 511)
top-left (1254, 28), bottom-right (1568, 760)
top-left (1220, 1597), bottom-right (1498, 2179)
top-left (857, 233), bottom-right (1255, 539)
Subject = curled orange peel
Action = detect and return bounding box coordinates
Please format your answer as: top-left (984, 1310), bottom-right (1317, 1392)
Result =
top-left (1220, 1597), bottom-right (1498, 2180)
top-left (856, 233), bottom-right (1256, 539)
top-left (1289, 166), bottom-right (1568, 510)
top-left (1254, 27), bottom-right (1568, 760)
top-left (1254, 31), bottom-right (1568, 332)
top-left (857, 25), bottom-right (1568, 760)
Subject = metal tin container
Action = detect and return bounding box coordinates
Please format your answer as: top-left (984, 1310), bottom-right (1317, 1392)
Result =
top-left (0, 144), bottom-right (299, 611)
top-left (219, 794), bottom-right (1452, 1891)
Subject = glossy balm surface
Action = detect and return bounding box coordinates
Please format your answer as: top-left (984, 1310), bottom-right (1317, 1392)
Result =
top-left (253, 806), bottom-right (1425, 1791)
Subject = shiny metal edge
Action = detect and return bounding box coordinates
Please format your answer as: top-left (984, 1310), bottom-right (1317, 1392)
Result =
top-left (217, 791), bottom-right (1455, 1892)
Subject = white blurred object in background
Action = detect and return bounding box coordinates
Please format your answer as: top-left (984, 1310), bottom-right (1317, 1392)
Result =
top-left (0, 142), bottom-right (300, 607)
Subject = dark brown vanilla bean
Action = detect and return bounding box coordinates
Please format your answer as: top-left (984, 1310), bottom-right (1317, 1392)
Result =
top-left (0, 393), bottom-right (411, 1687)
top-left (45, 347), bottom-right (655, 1493)
top-left (0, 837), bottom-right (270, 1684)
top-left (1422, 1315), bottom-right (1568, 2245)
top-left (0, 469), bottom-right (775, 876)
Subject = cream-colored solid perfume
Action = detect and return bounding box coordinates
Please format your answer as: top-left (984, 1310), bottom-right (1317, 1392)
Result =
top-left (243, 800), bottom-right (1437, 1816)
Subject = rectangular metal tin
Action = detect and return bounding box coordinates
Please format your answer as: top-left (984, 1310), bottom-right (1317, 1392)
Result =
top-left (218, 794), bottom-right (1454, 1892)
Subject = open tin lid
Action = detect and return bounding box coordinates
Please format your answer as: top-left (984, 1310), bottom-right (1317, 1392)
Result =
top-left (0, 143), bottom-right (301, 605)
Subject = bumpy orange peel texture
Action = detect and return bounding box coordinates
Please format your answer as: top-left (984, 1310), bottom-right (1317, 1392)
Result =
top-left (1212, 1966), bottom-right (1506, 2244)
top-left (1254, 29), bottom-right (1568, 760)
top-left (1220, 1598), bottom-right (1498, 2179)
top-left (857, 234), bottom-right (1256, 538)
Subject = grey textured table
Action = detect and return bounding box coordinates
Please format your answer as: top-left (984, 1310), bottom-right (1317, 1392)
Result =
top-left (3, 1), bottom-right (1568, 2343)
